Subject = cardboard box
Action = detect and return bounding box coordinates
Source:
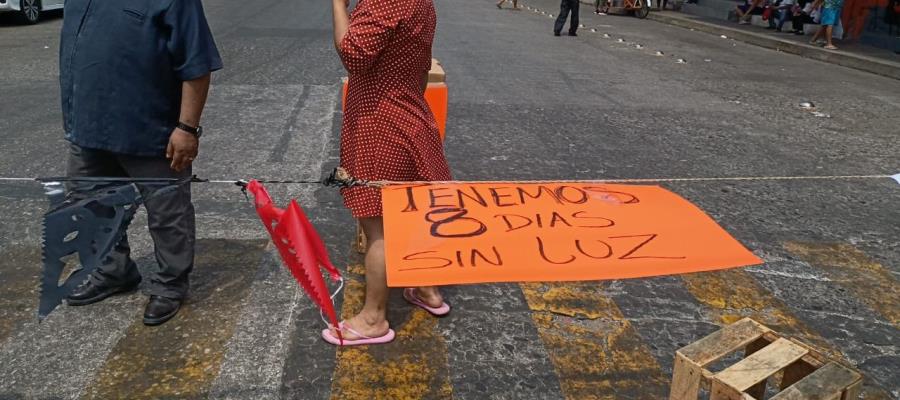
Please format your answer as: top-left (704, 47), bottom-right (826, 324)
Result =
top-left (429, 58), bottom-right (445, 83)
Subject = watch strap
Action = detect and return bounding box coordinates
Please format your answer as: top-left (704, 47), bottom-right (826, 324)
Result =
top-left (176, 122), bottom-right (201, 136)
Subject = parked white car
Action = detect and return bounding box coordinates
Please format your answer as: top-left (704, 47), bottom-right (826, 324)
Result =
top-left (0, 0), bottom-right (64, 24)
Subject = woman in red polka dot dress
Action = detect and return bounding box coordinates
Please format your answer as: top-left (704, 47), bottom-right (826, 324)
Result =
top-left (324, 0), bottom-right (452, 345)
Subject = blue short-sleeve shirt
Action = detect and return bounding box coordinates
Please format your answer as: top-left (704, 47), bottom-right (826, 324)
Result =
top-left (60, 0), bottom-right (223, 156)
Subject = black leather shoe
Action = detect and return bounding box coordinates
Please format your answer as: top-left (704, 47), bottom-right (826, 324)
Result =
top-left (568, 32), bottom-right (578, 36)
top-left (553, 31), bottom-right (561, 36)
top-left (67, 279), bottom-right (140, 306)
top-left (143, 295), bottom-right (182, 326)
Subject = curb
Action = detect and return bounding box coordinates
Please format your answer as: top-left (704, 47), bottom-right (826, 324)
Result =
top-left (646, 11), bottom-right (900, 80)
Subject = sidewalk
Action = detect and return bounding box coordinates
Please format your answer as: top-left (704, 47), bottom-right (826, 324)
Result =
top-left (645, 10), bottom-right (900, 80)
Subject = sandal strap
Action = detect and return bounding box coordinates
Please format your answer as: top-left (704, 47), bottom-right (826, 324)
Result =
top-left (338, 321), bottom-right (374, 340)
top-left (405, 288), bottom-right (425, 306)
top-left (405, 288), bottom-right (446, 309)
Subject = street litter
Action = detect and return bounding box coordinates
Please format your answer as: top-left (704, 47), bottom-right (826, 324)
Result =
top-left (654, 51), bottom-right (665, 56)
top-left (591, 28), bottom-right (597, 32)
top-left (617, 38), bottom-right (625, 42)
top-left (676, 58), bottom-right (687, 64)
top-left (720, 35), bottom-right (728, 39)
top-left (635, 44), bottom-right (644, 49)
top-left (812, 111), bottom-right (831, 118)
top-left (799, 101), bottom-right (816, 110)
top-left (704, 59), bottom-right (712, 62)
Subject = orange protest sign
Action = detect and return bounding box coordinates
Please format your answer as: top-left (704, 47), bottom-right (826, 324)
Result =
top-left (382, 183), bottom-right (762, 287)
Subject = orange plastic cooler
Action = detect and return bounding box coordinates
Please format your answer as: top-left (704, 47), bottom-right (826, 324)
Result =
top-left (341, 58), bottom-right (448, 140)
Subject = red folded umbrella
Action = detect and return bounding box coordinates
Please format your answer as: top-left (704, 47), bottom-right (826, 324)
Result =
top-left (246, 180), bottom-right (342, 342)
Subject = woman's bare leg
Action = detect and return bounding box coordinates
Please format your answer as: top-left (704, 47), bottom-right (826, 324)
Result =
top-left (811, 25), bottom-right (824, 42)
top-left (332, 217), bottom-right (390, 339)
top-left (331, 216), bottom-right (447, 340)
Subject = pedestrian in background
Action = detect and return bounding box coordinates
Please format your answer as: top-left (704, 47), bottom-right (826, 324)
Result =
top-left (327, 0), bottom-right (453, 346)
top-left (736, 0), bottom-right (766, 24)
top-left (59, 0), bottom-right (222, 325)
top-left (772, 0), bottom-right (797, 31)
top-left (554, 0), bottom-right (580, 36)
top-left (497, 0), bottom-right (519, 9)
top-left (595, 0), bottom-right (609, 14)
top-left (810, 0), bottom-right (843, 49)
top-left (790, 0), bottom-right (816, 34)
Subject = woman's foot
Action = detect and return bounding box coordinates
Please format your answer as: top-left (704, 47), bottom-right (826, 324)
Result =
top-left (824, 44), bottom-right (838, 50)
top-left (404, 287), bottom-right (451, 316)
top-left (328, 312), bottom-right (390, 341)
top-left (412, 286), bottom-right (444, 308)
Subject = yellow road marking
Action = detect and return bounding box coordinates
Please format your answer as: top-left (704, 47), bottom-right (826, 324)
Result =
top-left (521, 282), bottom-right (669, 399)
top-left (330, 264), bottom-right (452, 400)
top-left (681, 269), bottom-right (892, 399)
top-left (681, 270), bottom-right (835, 351)
top-left (784, 242), bottom-right (899, 327)
top-left (82, 239), bottom-right (266, 399)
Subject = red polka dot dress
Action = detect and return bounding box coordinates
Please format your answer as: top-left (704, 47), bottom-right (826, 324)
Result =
top-left (338, 0), bottom-right (451, 218)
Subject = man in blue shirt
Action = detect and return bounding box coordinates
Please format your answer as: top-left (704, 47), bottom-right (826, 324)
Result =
top-left (59, 0), bottom-right (222, 325)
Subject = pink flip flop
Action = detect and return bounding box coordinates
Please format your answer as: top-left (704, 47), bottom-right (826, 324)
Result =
top-left (403, 288), bottom-right (451, 317)
top-left (321, 321), bottom-right (396, 346)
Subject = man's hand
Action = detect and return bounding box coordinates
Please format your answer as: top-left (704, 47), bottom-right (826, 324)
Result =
top-left (166, 128), bottom-right (199, 172)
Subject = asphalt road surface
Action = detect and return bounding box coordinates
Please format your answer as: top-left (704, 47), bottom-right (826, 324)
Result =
top-left (0, 0), bottom-right (898, 398)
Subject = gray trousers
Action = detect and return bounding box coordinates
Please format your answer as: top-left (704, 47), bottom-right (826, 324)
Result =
top-left (66, 143), bottom-right (195, 299)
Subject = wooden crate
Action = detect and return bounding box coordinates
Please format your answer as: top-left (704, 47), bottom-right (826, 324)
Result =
top-left (669, 318), bottom-right (863, 400)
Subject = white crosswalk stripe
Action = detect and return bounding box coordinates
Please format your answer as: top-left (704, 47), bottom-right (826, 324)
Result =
top-left (209, 84), bottom-right (339, 399)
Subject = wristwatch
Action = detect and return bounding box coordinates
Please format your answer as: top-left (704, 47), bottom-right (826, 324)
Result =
top-left (176, 121), bottom-right (203, 138)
